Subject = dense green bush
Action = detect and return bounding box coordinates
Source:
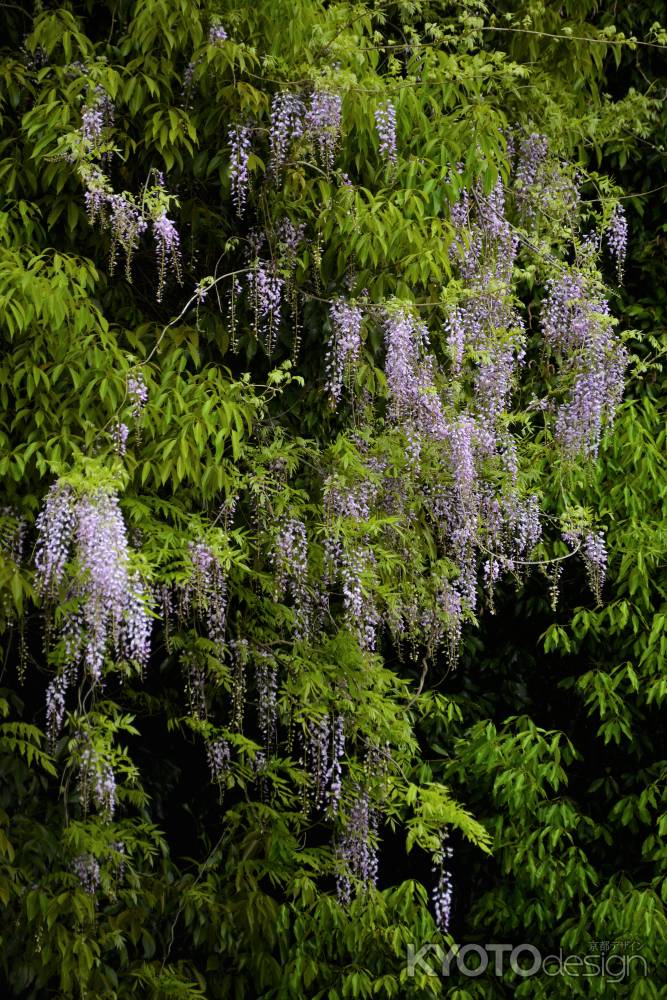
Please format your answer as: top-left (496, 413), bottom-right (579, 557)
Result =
top-left (0, 2), bottom-right (664, 997)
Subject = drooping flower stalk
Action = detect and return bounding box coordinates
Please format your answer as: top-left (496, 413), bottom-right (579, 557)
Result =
top-left (153, 209), bottom-right (182, 301)
top-left (432, 831), bottom-right (454, 932)
top-left (72, 854), bottom-right (101, 895)
top-left (374, 100), bottom-right (397, 166)
top-left (274, 517), bottom-right (311, 639)
top-left (229, 124), bottom-right (252, 216)
top-left (325, 298), bottom-right (363, 406)
top-left (306, 90), bottom-right (342, 173)
top-left (336, 783), bottom-right (379, 903)
top-left (35, 484), bottom-right (152, 684)
top-left (269, 91), bottom-right (305, 178)
top-left (606, 203), bottom-right (628, 281)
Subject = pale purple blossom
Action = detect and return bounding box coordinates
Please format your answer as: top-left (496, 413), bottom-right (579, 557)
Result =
top-left (326, 298), bottom-right (363, 405)
top-left (229, 124), bottom-right (252, 216)
top-left (374, 100), bottom-right (397, 166)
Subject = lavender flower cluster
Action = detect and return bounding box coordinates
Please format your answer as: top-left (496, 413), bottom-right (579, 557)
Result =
top-left (78, 739), bottom-right (117, 818)
top-left (269, 91), bottom-right (305, 177)
top-left (303, 713), bottom-right (345, 812)
top-left (206, 735), bottom-right (231, 783)
top-left (606, 203), bottom-right (628, 281)
top-left (432, 833), bottom-right (453, 932)
top-left (325, 298), bottom-right (363, 406)
top-left (274, 517), bottom-right (311, 639)
top-left (35, 483), bottom-right (152, 692)
top-left (336, 784), bottom-right (379, 903)
top-left (374, 100), bottom-right (397, 166)
top-left (182, 541), bottom-right (228, 650)
top-left (541, 270), bottom-right (626, 458)
top-left (246, 262), bottom-right (284, 352)
top-left (306, 91), bottom-right (342, 173)
top-left (229, 124), bottom-right (252, 216)
top-left (72, 853), bottom-right (101, 895)
top-left (153, 209), bottom-right (182, 302)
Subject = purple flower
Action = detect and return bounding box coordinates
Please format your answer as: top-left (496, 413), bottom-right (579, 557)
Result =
top-left (153, 209), bottom-right (182, 301)
top-left (374, 100), bottom-right (397, 166)
top-left (34, 484), bottom-right (153, 685)
top-left (606, 203), bottom-right (628, 281)
top-left (306, 90), bottom-right (342, 172)
top-left (269, 91), bottom-right (305, 178)
top-left (247, 262), bottom-right (284, 353)
top-left (72, 854), bottom-right (100, 895)
top-left (326, 298), bottom-right (363, 405)
top-left (229, 124), bottom-right (252, 216)
top-left (208, 22), bottom-right (228, 44)
top-left (127, 371), bottom-right (148, 419)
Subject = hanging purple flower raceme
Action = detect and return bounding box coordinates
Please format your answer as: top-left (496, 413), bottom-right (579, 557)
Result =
top-left (432, 832), bottom-right (454, 932)
top-left (35, 485), bottom-right (152, 684)
top-left (606, 203), bottom-right (628, 281)
top-left (255, 653), bottom-right (278, 751)
top-left (327, 715), bottom-right (345, 814)
top-left (383, 307), bottom-right (448, 442)
top-left (80, 85), bottom-right (114, 153)
top-left (107, 193), bottom-right (147, 280)
top-left (306, 90), bottom-right (342, 172)
top-left (445, 307), bottom-right (466, 377)
top-left (269, 91), bottom-right (305, 178)
top-left (127, 371), bottom-right (148, 419)
top-left (514, 132), bottom-right (548, 220)
top-left (82, 168), bottom-right (110, 225)
top-left (35, 483), bottom-right (76, 595)
top-left (273, 517), bottom-right (311, 639)
top-left (78, 739), bottom-right (117, 819)
top-left (340, 543), bottom-right (379, 651)
top-left (229, 124), bottom-right (252, 216)
top-left (325, 298), bottom-right (363, 406)
top-left (247, 262), bottom-right (284, 352)
top-left (583, 529), bottom-right (607, 603)
top-left (541, 270), bottom-right (626, 458)
top-left (183, 541), bottom-right (228, 650)
top-left (336, 784), bottom-right (379, 903)
top-left (74, 491), bottom-right (151, 682)
top-left (374, 100), bottom-right (397, 166)
top-left (437, 583), bottom-right (463, 667)
top-left (45, 674), bottom-right (68, 748)
top-left (153, 209), bottom-right (182, 302)
top-left (72, 854), bottom-right (101, 895)
top-left (208, 22), bottom-right (228, 44)
top-left (206, 736), bottom-right (231, 783)
top-left (324, 478), bottom-right (380, 651)
top-left (304, 715), bottom-right (330, 809)
top-left (113, 421), bottom-right (129, 455)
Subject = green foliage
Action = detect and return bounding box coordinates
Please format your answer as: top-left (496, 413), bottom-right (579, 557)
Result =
top-left (0, 1), bottom-right (665, 998)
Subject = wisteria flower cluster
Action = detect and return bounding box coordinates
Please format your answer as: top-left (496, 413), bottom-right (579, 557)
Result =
top-left (374, 100), bottom-right (397, 166)
top-left (269, 91), bottom-right (305, 177)
top-left (246, 261), bottom-right (284, 352)
top-left (181, 541), bottom-right (228, 650)
top-left (325, 298), bottom-right (363, 405)
top-left (303, 713), bottom-right (345, 811)
top-left (541, 269), bottom-right (626, 458)
top-left (72, 854), bottom-right (101, 895)
top-left (35, 483), bottom-right (152, 692)
top-left (306, 90), bottom-right (343, 173)
top-left (432, 832), bottom-right (453, 932)
top-left (336, 784), bottom-right (379, 902)
top-left (78, 738), bottom-right (117, 819)
top-left (273, 517), bottom-right (311, 639)
top-left (606, 203), bottom-right (628, 281)
top-left (229, 124), bottom-right (252, 216)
